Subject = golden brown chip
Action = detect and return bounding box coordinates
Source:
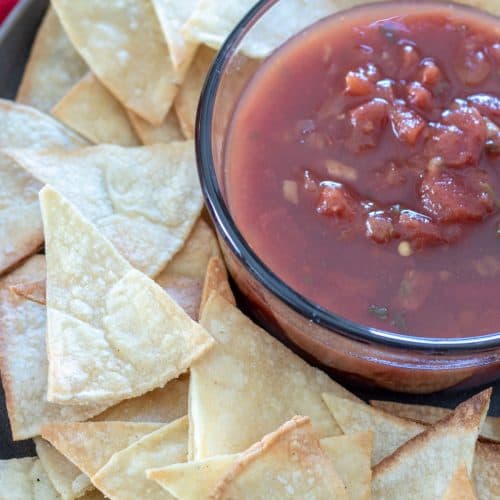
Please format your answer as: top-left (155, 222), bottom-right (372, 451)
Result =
top-left (16, 7), bottom-right (88, 113)
top-left (443, 463), bottom-right (478, 500)
top-left (40, 186), bottom-right (213, 406)
top-left (372, 389), bottom-right (491, 500)
top-left (127, 109), bottom-right (183, 145)
top-left (210, 416), bottom-right (348, 499)
top-left (92, 417), bottom-right (188, 500)
top-left (190, 293), bottom-right (359, 459)
top-left (52, 73), bottom-right (140, 146)
top-left (51, 0), bottom-right (179, 125)
top-left (199, 256), bottom-right (236, 315)
top-left (9, 279), bottom-right (46, 305)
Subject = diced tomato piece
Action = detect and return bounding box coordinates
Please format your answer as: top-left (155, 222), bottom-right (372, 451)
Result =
top-left (365, 211), bottom-right (394, 243)
top-left (345, 63), bottom-right (380, 96)
top-left (400, 44), bottom-right (420, 75)
top-left (393, 270), bottom-right (434, 312)
top-left (396, 209), bottom-right (445, 246)
top-left (484, 117), bottom-right (500, 155)
top-left (407, 81), bottom-right (432, 110)
top-left (316, 181), bottom-right (358, 220)
top-left (419, 58), bottom-right (442, 86)
top-left (390, 105), bottom-right (426, 145)
top-left (347, 98), bottom-right (388, 152)
top-left (467, 94), bottom-right (500, 123)
top-left (457, 50), bottom-right (491, 86)
top-left (376, 79), bottom-right (395, 102)
top-left (420, 169), bottom-right (495, 222)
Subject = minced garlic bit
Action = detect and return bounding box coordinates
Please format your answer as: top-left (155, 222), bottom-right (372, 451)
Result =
top-left (283, 180), bottom-right (299, 205)
top-left (398, 241), bottom-right (412, 257)
top-left (325, 159), bottom-right (358, 182)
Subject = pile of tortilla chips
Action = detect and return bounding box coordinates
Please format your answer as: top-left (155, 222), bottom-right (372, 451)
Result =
top-left (0, 0), bottom-right (498, 499)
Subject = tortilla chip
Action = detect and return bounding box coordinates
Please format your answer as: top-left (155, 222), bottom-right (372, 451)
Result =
top-left (127, 110), bottom-right (183, 145)
top-left (174, 45), bottom-right (216, 139)
top-left (370, 400), bottom-right (500, 442)
top-left (320, 432), bottom-right (373, 500)
top-left (51, 0), bottom-right (179, 125)
top-left (148, 454), bottom-right (236, 500)
top-left (372, 389), bottom-right (491, 500)
top-left (443, 463), bottom-right (478, 500)
top-left (52, 73), bottom-right (140, 146)
top-left (10, 279), bottom-right (46, 305)
top-left (190, 293), bottom-right (359, 459)
top-left (473, 442), bottom-right (500, 499)
top-left (35, 437), bottom-right (92, 500)
top-left (40, 186), bottom-right (213, 405)
top-left (323, 394), bottom-right (425, 465)
top-left (41, 422), bottom-right (162, 478)
top-left (0, 256), bottom-right (106, 440)
top-left (16, 7), bottom-right (88, 113)
top-left (92, 416), bottom-right (188, 499)
top-left (31, 458), bottom-right (63, 500)
top-left (93, 375), bottom-right (188, 423)
top-left (211, 416), bottom-right (348, 499)
top-left (0, 99), bottom-right (86, 276)
top-left (200, 256), bottom-right (235, 314)
top-left (7, 141), bottom-right (202, 277)
top-left (151, 0), bottom-right (198, 76)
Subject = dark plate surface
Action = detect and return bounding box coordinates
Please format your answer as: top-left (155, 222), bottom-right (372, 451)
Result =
top-left (0, 0), bottom-right (497, 460)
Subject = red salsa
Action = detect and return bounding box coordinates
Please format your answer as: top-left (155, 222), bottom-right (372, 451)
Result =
top-left (225, 2), bottom-right (500, 338)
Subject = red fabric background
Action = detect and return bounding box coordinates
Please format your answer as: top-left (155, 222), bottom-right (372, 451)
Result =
top-left (0, 0), bottom-right (19, 25)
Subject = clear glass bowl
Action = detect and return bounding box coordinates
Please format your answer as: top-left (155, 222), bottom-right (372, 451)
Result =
top-left (196, 0), bottom-right (500, 393)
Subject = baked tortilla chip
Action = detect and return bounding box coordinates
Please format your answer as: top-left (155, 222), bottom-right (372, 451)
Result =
top-left (323, 394), bottom-right (425, 465)
top-left (7, 141), bottom-right (202, 277)
top-left (0, 99), bottom-right (86, 276)
top-left (443, 463), bottom-right (478, 500)
top-left (148, 454), bottom-right (236, 500)
top-left (127, 110), bottom-right (183, 145)
top-left (10, 279), bottom-right (46, 305)
top-left (320, 432), bottom-right (373, 500)
top-left (372, 389), bottom-right (491, 500)
top-left (52, 73), bottom-right (140, 146)
top-left (473, 442), bottom-right (500, 500)
top-left (31, 459), bottom-right (61, 500)
top-left (0, 256), bottom-right (106, 440)
top-left (151, 0), bottom-right (198, 76)
top-left (41, 422), bottom-right (162, 478)
top-left (200, 256), bottom-right (235, 315)
top-left (210, 416), bottom-right (348, 499)
top-left (370, 400), bottom-right (500, 442)
top-left (174, 45), bottom-right (216, 139)
top-left (92, 416), bottom-right (188, 500)
top-left (40, 186), bottom-right (213, 405)
top-left (51, 0), bottom-right (179, 125)
top-left (35, 437), bottom-right (92, 500)
top-left (190, 293), bottom-right (358, 459)
top-left (16, 7), bottom-right (87, 113)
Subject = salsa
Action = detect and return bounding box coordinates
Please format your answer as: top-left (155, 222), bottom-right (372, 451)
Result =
top-left (225, 2), bottom-right (500, 338)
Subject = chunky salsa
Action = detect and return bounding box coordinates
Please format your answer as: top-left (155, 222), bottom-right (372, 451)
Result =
top-left (225, 2), bottom-right (500, 338)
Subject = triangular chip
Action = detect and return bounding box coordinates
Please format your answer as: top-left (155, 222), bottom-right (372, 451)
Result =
top-left (35, 437), bottom-right (93, 500)
top-left (10, 279), bottom-right (46, 305)
top-left (0, 99), bottom-right (86, 276)
top-left (52, 73), bottom-right (140, 146)
top-left (210, 416), bottom-right (348, 499)
top-left (16, 7), bottom-right (87, 113)
top-left (174, 45), bottom-right (215, 139)
top-left (92, 416), bottom-right (188, 499)
top-left (370, 400), bottom-right (500, 442)
top-left (320, 432), bottom-right (373, 500)
top-left (0, 256), bottom-right (106, 440)
top-left (443, 463), bottom-right (478, 500)
top-left (40, 186), bottom-right (213, 405)
top-left (200, 256), bottom-right (235, 315)
top-left (190, 293), bottom-right (359, 459)
top-left (31, 458), bottom-right (63, 500)
top-left (151, 0), bottom-right (198, 76)
top-left (322, 394), bottom-right (425, 465)
top-left (51, 0), bottom-right (179, 125)
top-left (148, 454), bottom-right (236, 500)
top-left (41, 422), bottom-right (162, 478)
top-left (93, 375), bottom-right (188, 423)
top-left (473, 442), bottom-right (500, 500)
top-left (127, 109), bottom-right (183, 145)
top-left (372, 389), bottom-right (491, 500)
top-left (7, 141), bottom-right (202, 277)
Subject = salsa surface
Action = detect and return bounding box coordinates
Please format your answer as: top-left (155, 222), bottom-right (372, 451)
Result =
top-left (225, 2), bottom-right (500, 338)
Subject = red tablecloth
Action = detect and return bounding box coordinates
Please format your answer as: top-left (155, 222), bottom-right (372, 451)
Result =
top-left (0, 0), bottom-right (19, 25)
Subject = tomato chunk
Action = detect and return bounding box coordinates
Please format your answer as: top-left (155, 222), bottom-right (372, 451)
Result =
top-left (365, 211), bottom-right (394, 243)
top-left (347, 98), bottom-right (388, 151)
top-left (316, 181), bottom-right (358, 220)
top-left (345, 63), bottom-right (380, 96)
top-left (467, 93), bottom-right (500, 123)
top-left (407, 81), bottom-right (432, 110)
top-left (396, 209), bottom-right (444, 246)
top-left (390, 104), bottom-right (426, 145)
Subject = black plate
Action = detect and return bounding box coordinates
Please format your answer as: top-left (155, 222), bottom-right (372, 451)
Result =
top-left (0, 0), bottom-right (497, 460)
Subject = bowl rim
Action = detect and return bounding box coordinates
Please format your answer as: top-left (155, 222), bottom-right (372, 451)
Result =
top-left (195, 0), bottom-right (500, 352)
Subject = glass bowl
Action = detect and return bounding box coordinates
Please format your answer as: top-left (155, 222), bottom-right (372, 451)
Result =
top-left (196, 0), bottom-right (500, 393)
